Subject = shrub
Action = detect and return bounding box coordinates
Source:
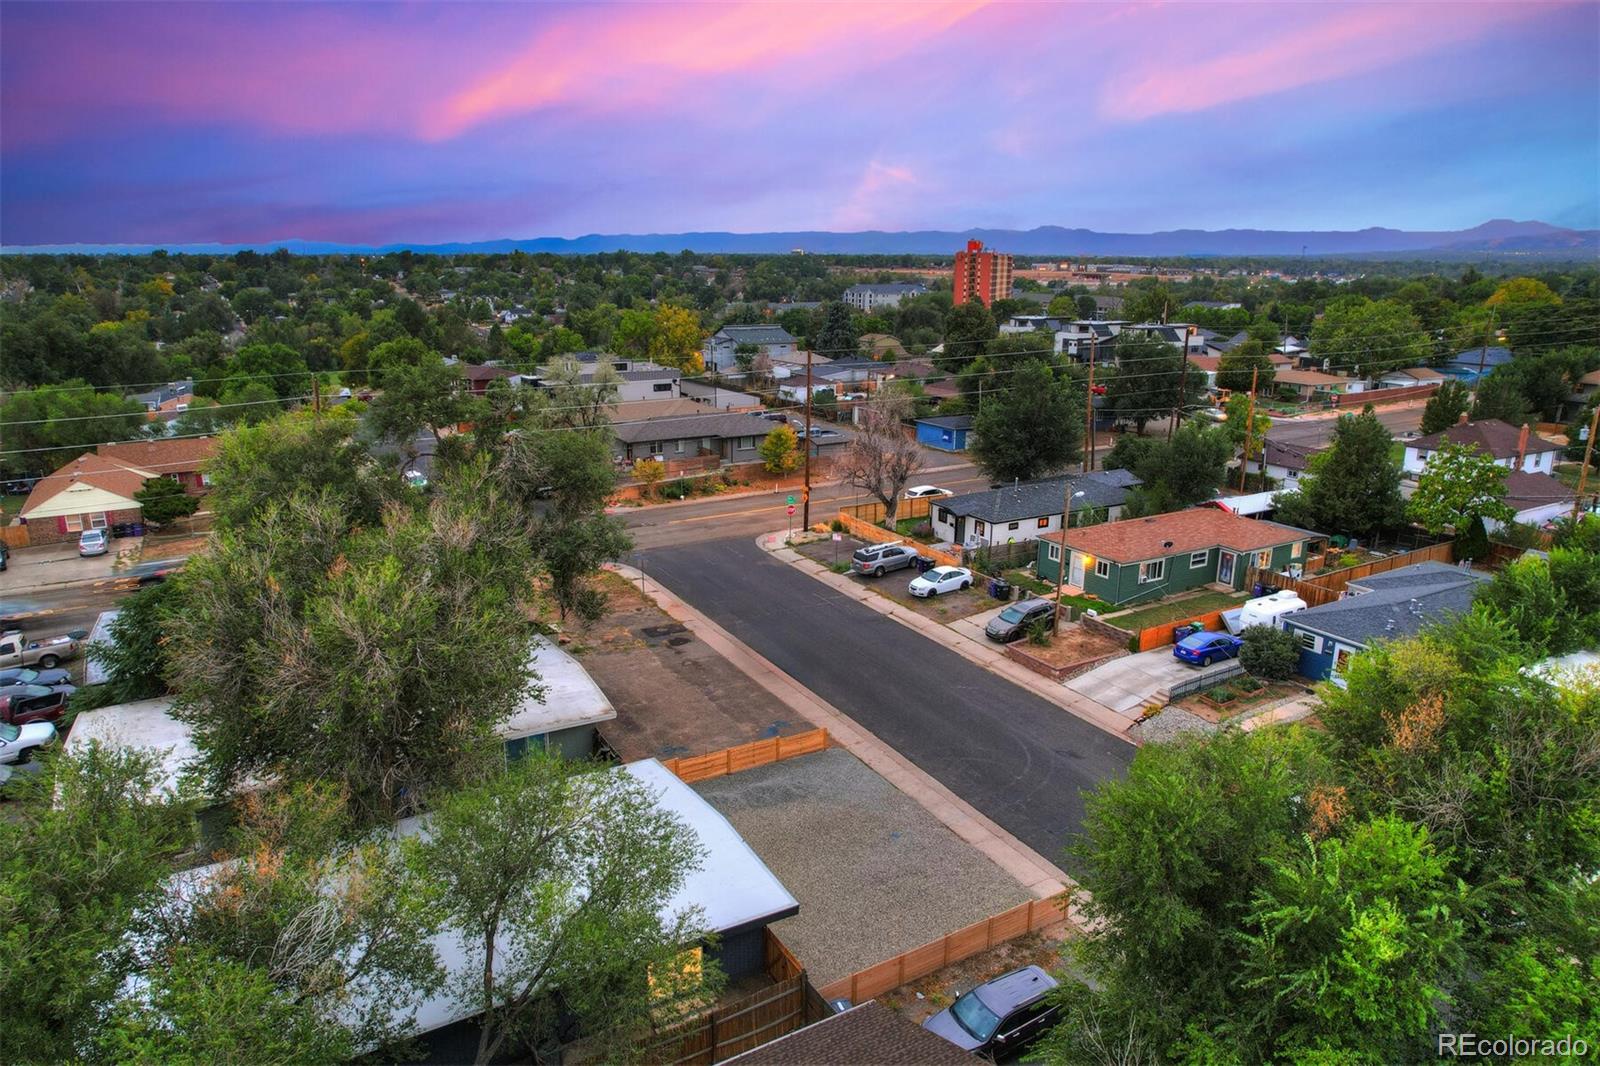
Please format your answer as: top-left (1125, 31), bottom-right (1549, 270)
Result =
top-left (830, 519), bottom-right (845, 533)
top-left (912, 521), bottom-right (934, 540)
top-left (1239, 625), bottom-right (1299, 680)
top-left (1337, 552), bottom-right (1361, 569)
top-left (1027, 616), bottom-right (1052, 646)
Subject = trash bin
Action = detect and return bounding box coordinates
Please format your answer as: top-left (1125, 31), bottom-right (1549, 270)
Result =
top-left (915, 556), bottom-right (935, 573)
top-left (1252, 582), bottom-right (1266, 597)
top-left (989, 579), bottom-right (1012, 601)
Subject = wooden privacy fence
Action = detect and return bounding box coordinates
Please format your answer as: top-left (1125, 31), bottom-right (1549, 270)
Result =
top-left (817, 896), bottom-right (1070, 1004)
top-left (839, 495), bottom-right (932, 524)
top-left (660, 729), bottom-right (828, 785)
top-left (1136, 608), bottom-right (1227, 651)
top-left (836, 511), bottom-right (965, 569)
top-left (0, 525), bottom-right (30, 549)
top-left (1256, 541), bottom-right (1456, 607)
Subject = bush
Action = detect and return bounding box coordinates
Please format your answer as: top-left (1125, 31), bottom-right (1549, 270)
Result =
top-left (1239, 625), bottom-right (1299, 680)
top-left (1337, 552), bottom-right (1361, 569)
top-left (830, 519), bottom-right (845, 533)
top-left (912, 521), bottom-right (934, 540)
top-left (1027, 616), bottom-right (1052, 646)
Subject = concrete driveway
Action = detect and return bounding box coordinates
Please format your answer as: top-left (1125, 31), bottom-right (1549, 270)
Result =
top-left (0, 537), bottom-right (141, 594)
top-left (1065, 646), bottom-right (1238, 718)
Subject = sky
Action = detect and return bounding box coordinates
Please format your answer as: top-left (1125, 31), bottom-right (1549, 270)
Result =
top-left (1, 0), bottom-right (1597, 247)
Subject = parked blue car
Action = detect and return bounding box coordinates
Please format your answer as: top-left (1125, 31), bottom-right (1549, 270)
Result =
top-left (1173, 630), bottom-right (1243, 667)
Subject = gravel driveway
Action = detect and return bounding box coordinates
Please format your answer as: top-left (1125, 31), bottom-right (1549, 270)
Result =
top-left (693, 747), bottom-right (1031, 985)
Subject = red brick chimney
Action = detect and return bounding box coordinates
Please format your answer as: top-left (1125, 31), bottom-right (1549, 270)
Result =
top-left (1517, 422), bottom-right (1530, 470)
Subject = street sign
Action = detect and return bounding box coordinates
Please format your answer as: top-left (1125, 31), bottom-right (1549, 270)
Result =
top-left (786, 494), bottom-right (796, 505)
top-left (786, 505), bottom-right (796, 516)
top-left (831, 532), bottom-right (842, 541)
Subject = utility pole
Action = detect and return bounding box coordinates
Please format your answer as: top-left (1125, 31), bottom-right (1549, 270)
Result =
top-left (1169, 326), bottom-right (1192, 443)
top-left (1053, 488), bottom-right (1085, 637)
top-left (1083, 340), bottom-right (1098, 472)
top-left (1475, 308), bottom-right (1497, 392)
top-left (312, 377), bottom-right (322, 417)
top-left (1238, 366), bottom-right (1258, 493)
top-left (802, 344), bottom-right (813, 529)
top-left (1573, 403), bottom-right (1600, 521)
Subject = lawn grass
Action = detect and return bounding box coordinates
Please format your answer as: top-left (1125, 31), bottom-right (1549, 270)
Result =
top-left (893, 516), bottom-right (936, 542)
top-left (1104, 590), bottom-right (1246, 632)
top-left (0, 493), bottom-right (26, 521)
top-left (1004, 568), bottom-right (1054, 597)
top-left (1388, 441), bottom-right (1404, 465)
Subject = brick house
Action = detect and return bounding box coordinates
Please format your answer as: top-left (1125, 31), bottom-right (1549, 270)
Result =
top-left (18, 437), bottom-right (217, 545)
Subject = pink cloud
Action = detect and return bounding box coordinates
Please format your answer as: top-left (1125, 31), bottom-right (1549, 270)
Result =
top-left (423, 1), bottom-right (990, 139)
top-left (1103, 2), bottom-right (1552, 122)
top-left (830, 160), bottom-right (921, 229)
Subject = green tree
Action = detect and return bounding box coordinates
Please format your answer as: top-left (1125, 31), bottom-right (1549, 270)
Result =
top-left (405, 754), bottom-right (720, 1065)
top-left (1476, 549), bottom-right (1600, 655)
top-left (365, 358), bottom-right (487, 473)
top-left (167, 475), bottom-right (538, 823)
top-left (1110, 421), bottom-right (1233, 514)
top-left (1103, 334), bottom-right (1196, 435)
top-left (84, 579), bottom-right (182, 705)
top-left (133, 475), bottom-right (200, 525)
top-left (1420, 378), bottom-right (1472, 434)
top-left (1407, 441), bottom-right (1515, 537)
top-left (1224, 391), bottom-right (1271, 475)
top-left (219, 342), bottom-right (310, 401)
top-left (1215, 339), bottom-right (1276, 394)
top-left (1272, 408), bottom-right (1405, 539)
top-left (204, 409), bottom-right (396, 530)
top-left (632, 456), bottom-right (666, 498)
top-left (0, 744), bottom-right (195, 1061)
top-left (1310, 297), bottom-right (1429, 377)
top-left (759, 423), bottom-right (801, 475)
top-left (939, 300), bottom-right (996, 372)
top-left (969, 360), bottom-right (1082, 483)
top-left (1468, 370), bottom-right (1530, 424)
top-left (813, 301), bottom-right (860, 358)
top-left (0, 381), bottom-right (146, 478)
top-left (1239, 624), bottom-right (1298, 679)
top-left (215, 379), bottom-right (281, 426)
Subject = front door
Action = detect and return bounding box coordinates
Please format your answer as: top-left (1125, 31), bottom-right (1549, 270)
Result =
top-left (1218, 551), bottom-right (1236, 586)
top-left (1069, 551), bottom-right (1085, 587)
top-left (954, 517), bottom-right (966, 544)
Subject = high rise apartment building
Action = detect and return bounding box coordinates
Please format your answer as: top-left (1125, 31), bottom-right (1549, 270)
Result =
top-left (952, 239), bottom-right (1013, 308)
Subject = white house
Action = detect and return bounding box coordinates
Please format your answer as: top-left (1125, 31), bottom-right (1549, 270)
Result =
top-left (926, 470), bottom-right (1139, 549)
top-left (842, 283), bottom-right (926, 312)
top-left (703, 325), bottom-right (797, 371)
top-left (1488, 470), bottom-right (1577, 533)
top-left (1402, 418), bottom-right (1562, 476)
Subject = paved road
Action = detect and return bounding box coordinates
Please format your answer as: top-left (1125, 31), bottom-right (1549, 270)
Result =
top-left (640, 538), bottom-right (1133, 875)
top-left (1266, 400), bottom-right (1427, 448)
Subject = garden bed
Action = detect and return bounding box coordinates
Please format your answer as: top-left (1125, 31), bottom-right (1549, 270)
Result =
top-left (1184, 677), bottom-right (1305, 721)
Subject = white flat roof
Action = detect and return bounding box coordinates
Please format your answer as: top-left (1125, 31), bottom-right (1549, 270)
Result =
top-left (500, 637), bottom-right (616, 742)
top-left (1527, 650), bottom-right (1600, 687)
top-left (84, 608), bottom-right (120, 686)
top-left (64, 697), bottom-right (194, 797)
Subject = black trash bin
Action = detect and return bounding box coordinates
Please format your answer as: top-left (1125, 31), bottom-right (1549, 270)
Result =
top-left (989, 578), bottom-right (1012, 601)
top-left (915, 556), bottom-right (935, 573)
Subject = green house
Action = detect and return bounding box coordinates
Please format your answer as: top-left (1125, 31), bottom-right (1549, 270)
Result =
top-left (1036, 509), bottom-right (1320, 607)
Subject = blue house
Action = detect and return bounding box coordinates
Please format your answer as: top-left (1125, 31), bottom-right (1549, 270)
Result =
top-left (1441, 346), bottom-right (1513, 383)
top-left (915, 415), bottom-right (973, 452)
top-left (1281, 562), bottom-right (1487, 685)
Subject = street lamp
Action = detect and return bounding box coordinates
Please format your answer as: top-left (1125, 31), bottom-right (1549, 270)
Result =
top-left (1052, 489), bottom-right (1086, 636)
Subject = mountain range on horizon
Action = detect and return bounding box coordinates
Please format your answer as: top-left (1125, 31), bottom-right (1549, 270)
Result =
top-left (5, 218), bottom-right (1597, 259)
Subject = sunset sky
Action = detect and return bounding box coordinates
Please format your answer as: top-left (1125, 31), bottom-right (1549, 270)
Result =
top-left (2, 0), bottom-right (1596, 246)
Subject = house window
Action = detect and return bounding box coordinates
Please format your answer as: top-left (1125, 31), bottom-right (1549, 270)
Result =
top-left (1256, 550), bottom-right (1271, 568)
top-left (1299, 632), bottom-right (1320, 653)
top-left (1333, 646), bottom-right (1355, 676)
top-left (1008, 521), bottom-right (1020, 531)
top-left (90, 513), bottom-right (108, 529)
top-left (1189, 550), bottom-right (1209, 568)
top-left (738, 436), bottom-right (754, 449)
top-left (648, 442), bottom-right (664, 456)
top-left (1291, 541), bottom-right (1302, 559)
top-left (1047, 544), bottom-right (1060, 562)
top-left (1139, 559), bottom-right (1166, 583)
top-left (612, 361), bottom-right (628, 371)
top-left (65, 515), bottom-right (83, 532)
top-left (937, 507), bottom-right (951, 524)
top-left (200, 472), bottom-right (213, 487)
top-left (652, 382), bottom-right (673, 393)
top-left (1095, 559), bottom-right (1111, 579)
top-left (674, 440), bottom-right (685, 454)
top-left (974, 520), bottom-right (986, 536)
top-left (1037, 517), bottom-right (1050, 529)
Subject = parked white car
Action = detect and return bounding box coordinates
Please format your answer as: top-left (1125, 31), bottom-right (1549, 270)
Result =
top-left (908, 565), bottom-right (974, 598)
top-left (78, 528), bottom-right (109, 557)
top-left (903, 485), bottom-right (954, 500)
top-left (0, 720), bottom-right (57, 765)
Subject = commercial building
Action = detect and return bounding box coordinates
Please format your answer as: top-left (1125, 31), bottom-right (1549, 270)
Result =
top-left (841, 283), bottom-right (927, 312)
top-left (952, 239), bottom-right (1013, 309)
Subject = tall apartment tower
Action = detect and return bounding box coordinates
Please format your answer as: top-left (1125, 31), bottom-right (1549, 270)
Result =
top-left (952, 239), bottom-right (1013, 308)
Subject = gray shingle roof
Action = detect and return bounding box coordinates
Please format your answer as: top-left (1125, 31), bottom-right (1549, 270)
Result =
top-left (726, 1000), bottom-right (972, 1065)
top-left (941, 470), bottom-right (1139, 523)
top-left (1289, 563), bottom-right (1487, 646)
top-left (844, 283), bottom-right (927, 296)
top-left (714, 325), bottom-right (796, 345)
top-left (916, 415), bottom-right (974, 430)
top-left (610, 411), bottom-right (779, 445)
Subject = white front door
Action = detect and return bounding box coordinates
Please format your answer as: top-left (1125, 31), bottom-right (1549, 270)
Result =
top-left (1069, 552), bottom-right (1085, 587)
top-left (1218, 551), bottom-right (1236, 585)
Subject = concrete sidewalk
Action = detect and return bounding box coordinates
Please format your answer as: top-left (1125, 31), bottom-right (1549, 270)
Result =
top-left (1239, 692), bottom-right (1321, 731)
top-left (605, 560), bottom-right (1078, 906)
top-left (764, 531), bottom-right (1137, 746)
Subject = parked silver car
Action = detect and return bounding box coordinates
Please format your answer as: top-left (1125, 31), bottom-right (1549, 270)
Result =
top-left (851, 541), bottom-right (919, 577)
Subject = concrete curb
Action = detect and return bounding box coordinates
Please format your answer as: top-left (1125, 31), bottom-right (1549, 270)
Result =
top-left (762, 531), bottom-right (1139, 747)
top-left (604, 560), bottom-right (1077, 905)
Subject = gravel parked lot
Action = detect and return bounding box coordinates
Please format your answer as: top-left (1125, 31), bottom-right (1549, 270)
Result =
top-left (693, 747), bottom-right (1031, 985)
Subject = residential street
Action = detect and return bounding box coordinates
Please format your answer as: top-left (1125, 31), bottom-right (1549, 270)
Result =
top-left (1265, 400), bottom-right (1427, 448)
top-left (638, 537), bottom-right (1134, 874)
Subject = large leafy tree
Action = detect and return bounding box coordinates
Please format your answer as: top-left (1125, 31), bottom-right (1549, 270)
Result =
top-left (835, 387), bottom-right (922, 526)
top-left (813, 300), bottom-right (860, 358)
top-left (1310, 297), bottom-right (1430, 377)
top-left (1475, 549), bottom-right (1600, 655)
top-left (84, 578), bottom-right (181, 705)
top-left (365, 357), bottom-right (487, 473)
top-left (939, 300), bottom-right (996, 373)
top-left (1215, 338), bottom-right (1276, 394)
top-left (1407, 441), bottom-right (1515, 536)
top-left (168, 471), bottom-right (539, 823)
top-left (1272, 408), bottom-right (1405, 539)
top-left (0, 380), bottom-right (146, 478)
top-left (405, 754), bottom-right (719, 1065)
top-left (0, 745), bottom-right (195, 1062)
top-left (1108, 421), bottom-right (1232, 514)
top-left (1103, 334), bottom-right (1198, 435)
top-left (204, 409), bottom-right (397, 530)
top-left (969, 360), bottom-right (1082, 483)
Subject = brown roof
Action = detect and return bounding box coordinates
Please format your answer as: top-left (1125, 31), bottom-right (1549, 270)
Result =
top-left (1275, 368), bottom-right (1354, 387)
top-left (1579, 369), bottom-right (1600, 387)
top-left (1043, 509), bottom-right (1313, 562)
top-left (1502, 470), bottom-right (1575, 511)
top-left (1187, 354), bottom-right (1221, 372)
top-left (609, 398), bottom-right (704, 421)
top-left (21, 452), bottom-right (150, 515)
top-left (1386, 366), bottom-right (1446, 382)
top-left (97, 436), bottom-right (219, 477)
top-left (726, 1001), bottom-right (973, 1065)
top-left (1408, 418), bottom-right (1562, 458)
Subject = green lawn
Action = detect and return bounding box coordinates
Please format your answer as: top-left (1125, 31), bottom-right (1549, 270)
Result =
top-left (1104, 590), bottom-right (1247, 632)
top-left (0, 493), bottom-right (26, 522)
top-left (1388, 441), bottom-right (1404, 465)
top-left (892, 516), bottom-right (935, 542)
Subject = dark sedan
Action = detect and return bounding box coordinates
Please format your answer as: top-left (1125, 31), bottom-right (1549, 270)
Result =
top-left (0, 684), bottom-right (76, 726)
top-left (0, 666), bottom-right (74, 689)
top-left (984, 599), bottom-right (1057, 643)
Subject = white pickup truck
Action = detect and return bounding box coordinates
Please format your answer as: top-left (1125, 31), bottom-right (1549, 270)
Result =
top-left (0, 628), bottom-right (82, 671)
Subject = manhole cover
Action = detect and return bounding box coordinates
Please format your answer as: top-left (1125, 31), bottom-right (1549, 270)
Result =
top-left (666, 636), bottom-right (692, 647)
top-left (641, 623), bottom-right (689, 640)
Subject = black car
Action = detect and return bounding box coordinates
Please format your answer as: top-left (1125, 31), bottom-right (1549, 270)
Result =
top-left (0, 666), bottom-right (74, 689)
top-left (984, 599), bottom-right (1057, 643)
top-left (922, 965), bottom-right (1060, 1055)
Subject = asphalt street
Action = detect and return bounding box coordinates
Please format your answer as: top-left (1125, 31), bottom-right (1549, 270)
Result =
top-left (639, 537), bottom-right (1133, 876)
